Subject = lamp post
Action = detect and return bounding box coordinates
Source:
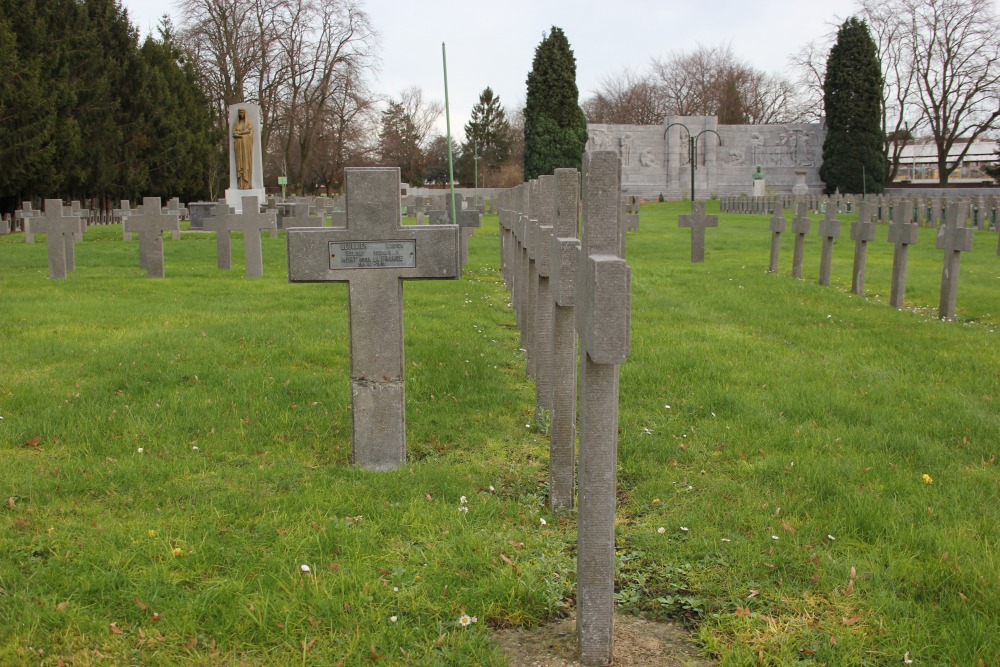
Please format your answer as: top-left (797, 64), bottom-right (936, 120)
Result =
top-left (473, 142), bottom-right (480, 208)
top-left (664, 123), bottom-right (723, 203)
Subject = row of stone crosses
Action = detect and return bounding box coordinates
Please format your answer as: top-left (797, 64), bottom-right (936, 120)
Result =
top-left (497, 152), bottom-right (632, 667)
top-left (676, 195), bottom-right (991, 321)
top-left (8, 192), bottom-right (483, 280)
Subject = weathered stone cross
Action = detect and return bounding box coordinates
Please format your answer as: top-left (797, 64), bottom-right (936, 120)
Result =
top-left (124, 197), bottom-right (180, 278)
top-left (850, 202), bottom-right (877, 295)
top-left (17, 201), bottom-right (38, 243)
top-left (791, 202), bottom-right (811, 279)
top-left (204, 197), bottom-right (277, 276)
top-left (576, 151), bottom-right (631, 667)
top-left (678, 200), bottom-right (718, 263)
top-left (887, 200), bottom-right (917, 309)
top-left (768, 203), bottom-right (785, 273)
top-left (817, 204), bottom-right (841, 286)
top-left (287, 168), bottom-right (460, 470)
top-left (33, 200), bottom-right (79, 279)
top-left (936, 202), bottom-right (975, 321)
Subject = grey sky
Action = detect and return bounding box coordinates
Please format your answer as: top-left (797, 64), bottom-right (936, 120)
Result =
top-left (123, 0), bottom-right (892, 140)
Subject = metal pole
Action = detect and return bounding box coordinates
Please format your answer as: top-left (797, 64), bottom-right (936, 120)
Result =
top-left (442, 43), bottom-right (457, 226)
top-left (474, 143), bottom-right (479, 208)
top-left (690, 135), bottom-right (696, 202)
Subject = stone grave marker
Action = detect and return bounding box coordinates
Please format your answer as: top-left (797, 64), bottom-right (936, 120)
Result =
top-left (677, 200), bottom-right (718, 263)
top-left (791, 202), bottom-right (811, 279)
top-left (849, 202), bottom-right (877, 296)
top-left (17, 202), bottom-right (38, 243)
top-left (0, 213), bottom-right (10, 235)
top-left (458, 209), bottom-right (481, 267)
top-left (525, 180), bottom-right (541, 381)
top-left (817, 204), bottom-right (841, 286)
top-left (576, 151), bottom-right (630, 666)
top-left (936, 202), bottom-right (974, 320)
top-left (204, 197), bottom-right (277, 277)
top-left (124, 197), bottom-right (179, 278)
top-left (287, 168), bottom-right (459, 470)
top-left (768, 203), bottom-right (786, 273)
top-left (115, 200), bottom-right (136, 240)
top-left (162, 199), bottom-right (184, 240)
top-left (549, 167), bottom-right (581, 511)
top-left (33, 200), bottom-right (79, 279)
top-left (887, 200), bottom-right (917, 309)
top-left (286, 202), bottom-right (324, 228)
top-left (533, 176), bottom-right (556, 424)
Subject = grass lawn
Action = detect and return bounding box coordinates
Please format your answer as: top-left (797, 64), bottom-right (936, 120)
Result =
top-left (1, 202), bottom-right (997, 665)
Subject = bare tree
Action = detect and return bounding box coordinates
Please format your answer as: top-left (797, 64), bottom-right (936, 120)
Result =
top-left (788, 40), bottom-right (828, 122)
top-left (904, 0), bottom-right (1000, 183)
top-left (582, 68), bottom-right (667, 125)
top-left (395, 86), bottom-right (442, 149)
top-left (272, 0), bottom-right (377, 189)
top-left (650, 44), bottom-right (801, 123)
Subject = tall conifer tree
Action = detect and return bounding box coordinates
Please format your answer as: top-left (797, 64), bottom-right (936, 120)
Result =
top-left (523, 27), bottom-right (588, 180)
top-left (820, 17), bottom-right (885, 194)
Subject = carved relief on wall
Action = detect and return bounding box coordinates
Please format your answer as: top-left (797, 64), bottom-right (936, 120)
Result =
top-left (639, 147), bottom-right (657, 167)
top-left (620, 133), bottom-right (634, 165)
top-left (588, 128), bottom-right (613, 152)
top-left (738, 127), bottom-right (819, 168)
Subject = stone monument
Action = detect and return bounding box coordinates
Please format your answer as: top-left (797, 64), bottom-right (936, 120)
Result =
top-left (752, 165), bottom-right (766, 197)
top-left (225, 104), bottom-right (266, 214)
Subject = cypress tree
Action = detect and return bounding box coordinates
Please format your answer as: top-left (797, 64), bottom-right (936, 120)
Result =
top-left (820, 17), bottom-right (885, 195)
top-left (523, 26), bottom-right (588, 181)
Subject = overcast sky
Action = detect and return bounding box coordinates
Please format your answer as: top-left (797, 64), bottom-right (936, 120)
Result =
top-left (122, 0), bottom-right (887, 140)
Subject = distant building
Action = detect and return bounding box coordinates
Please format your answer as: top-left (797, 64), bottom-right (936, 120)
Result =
top-left (890, 138), bottom-right (999, 183)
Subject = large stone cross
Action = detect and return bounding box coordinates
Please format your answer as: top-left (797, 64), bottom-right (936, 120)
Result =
top-left (124, 197), bottom-right (180, 278)
top-left (768, 203), bottom-right (785, 273)
top-left (887, 200), bottom-right (917, 309)
top-left (575, 151), bottom-right (630, 667)
top-left (936, 202), bottom-right (974, 320)
top-left (817, 205), bottom-right (841, 286)
top-left (850, 202), bottom-right (877, 295)
top-left (791, 202), bottom-right (811, 279)
top-left (33, 200), bottom-right (79, 279)
top-left (678, 200), bottom-right (718, 263)
top-left (287, 168), bottom-right (460, 470)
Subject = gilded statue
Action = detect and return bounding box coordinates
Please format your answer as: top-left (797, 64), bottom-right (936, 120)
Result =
top-left (233, 108), bottom-right (253, 189)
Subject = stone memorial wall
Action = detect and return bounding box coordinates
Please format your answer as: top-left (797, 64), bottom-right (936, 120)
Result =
top-left (588, 116), bottom-right (826, 199)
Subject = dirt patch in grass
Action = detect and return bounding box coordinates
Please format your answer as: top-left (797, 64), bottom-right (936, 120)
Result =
top-left (491, 613), bottom-right (714, 666)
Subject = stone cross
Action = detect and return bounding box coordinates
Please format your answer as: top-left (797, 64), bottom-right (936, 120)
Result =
top-left (525, 180), bottom-right (540, 381)
top-left (768, 203), bottom-right (785, 273)
top-left (16, 202), bottom-right (38, 243)
top-left (576, 151), bottom-right (630, 667)
top-left (286, 202), bottom-right (325, 228)
top-left (114, 200), bottom-right (136, 241)
top-left (124, 197), bottom-right (180, 278)
top-left (936, 202), bottom-right (975, 321)
top-left (286, 168), bottom-right (460, 470)
top-left (849, 202), bottom-right (877, 296)
top-left (549, 168), bottom-right (581, 511)
top-left (791, 202), bottom-right (811, 279)
top-left (204, 198), bottom-right (277, 276)
top-left (887, 200), bottom-right (917, 309)
top-left (817, 205), bottom-right (841, 286)
top-left (533, 175), bottom-right (556, 422)
top-left (677, 200), bottom-right (718, 263)
top-left (33, 200), bottom-right (79, 279)
top-left (457, 209), bottom-right (481, 267)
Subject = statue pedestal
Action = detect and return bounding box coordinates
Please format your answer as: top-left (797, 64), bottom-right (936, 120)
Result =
top-left (753, 179), bottom-right (766, 197)
top-left (792, 170), bottom-right (809, 196)
top-left (226, 188), bottom-right (266, 214)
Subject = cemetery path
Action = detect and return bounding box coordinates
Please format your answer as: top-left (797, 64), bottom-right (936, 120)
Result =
top-left (491, 613), bottom-right (714, 666)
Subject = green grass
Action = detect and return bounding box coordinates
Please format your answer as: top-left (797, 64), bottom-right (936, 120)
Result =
top-left (1, 204), bottom-right (998, 665)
